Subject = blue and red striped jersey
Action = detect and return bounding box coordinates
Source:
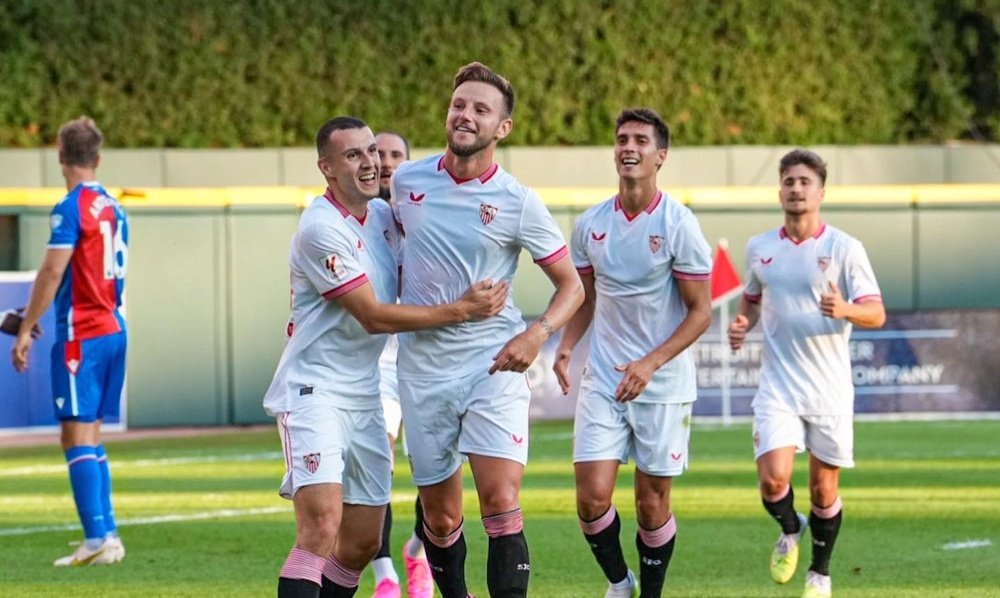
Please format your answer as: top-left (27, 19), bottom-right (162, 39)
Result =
top-left (48, 182), bottom-right (128, 342)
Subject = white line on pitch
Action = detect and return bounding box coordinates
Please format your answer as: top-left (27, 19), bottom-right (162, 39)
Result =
top-left (0, 506), bottom-right (292, 537)
top-left (0, 452), bottom-right (284, 477)
top-left (942, 539), bottom-right (992, 551)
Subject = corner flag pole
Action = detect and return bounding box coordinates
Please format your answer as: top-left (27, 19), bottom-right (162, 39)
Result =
top-left (710, 239), bottom-right (743, 427)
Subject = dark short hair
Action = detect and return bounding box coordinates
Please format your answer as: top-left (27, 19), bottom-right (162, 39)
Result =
top-left (454, 62), bottom-right (515, 118)
top-left (779, 149), bottom-right (828, 186)
top-left (58, 117), bottom-right (102, 168)
top-left (616, 108), bottom-right (671, 150)
top-left (316, 116), bottom-right (368, 158)
top-left (376, 130), bottom-right (410, 159)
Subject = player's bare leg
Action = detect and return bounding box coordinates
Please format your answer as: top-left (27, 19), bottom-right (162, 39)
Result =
top-left (757, 447), bottom-right (808, 584)
top-left (576, 460), bottom-right (634, 596)
top-left (634, 468), bottom-right (676, 597)
top-left (417, 468), bottom-right (469, 598)
top-left (803, 456), bottom-right (842, 597)
top-left (278, 484), bottom-right (342, 598)
top-left (327, 503), bottom-right (387, 598)
top-left (469, 454), bottom-right (529, 598)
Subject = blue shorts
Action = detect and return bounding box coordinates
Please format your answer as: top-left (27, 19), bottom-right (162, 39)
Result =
top-left (51, 331), bottom-right (127, 422)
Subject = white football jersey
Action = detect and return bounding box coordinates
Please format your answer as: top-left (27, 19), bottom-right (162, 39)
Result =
top-left (263, 191), bottom-right (400, 414)
top-left (391, 155), bottom-right (568, 378)
top-left (743, 224), bottom-right (882, 415)
top-left (572, 191), bottom-right (712, 404)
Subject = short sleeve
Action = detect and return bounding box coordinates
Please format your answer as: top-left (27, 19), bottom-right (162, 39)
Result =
top-left (669, 211), bottom-right (711, 281)
top-left (48, 198), bottom-right (80, 248)
top-left (297, 221), bottom-right (369, 301)
top-left (743, 240), bottom-right (762, 302)
top-left (844, 240), bottom-right (881, 303)
top-left (517, 189), bottom-right (568, 266)
top-left (569, 214), bottom-right (593, 274)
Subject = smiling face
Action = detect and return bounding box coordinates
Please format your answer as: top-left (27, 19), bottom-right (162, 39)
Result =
top-left (375, 132), bottom-right (409, 200)
top-left (614, 120), bottom-right (667, 181)
top-left (446, 81), bottom-right (512, 158)
top-left (318, 126), bottom-right (380, 203)
top-left (779, 163), bottom-right (825, 216)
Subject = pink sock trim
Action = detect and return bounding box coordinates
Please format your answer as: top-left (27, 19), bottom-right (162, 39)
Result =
top-left (638, 515), bottom-right (677, 548)
top-left (423, 520), bottom-right (464, 548)
top-left (279, 547), bottom-right (325, 585)
top-left (812, 496), bottom-right (842, 519)
top-left (322, 554), bottom-right (361, 588)
top-left (483, 508), bottom-right (524, 538)
top-left (579, 505), bottom-right (617, 536)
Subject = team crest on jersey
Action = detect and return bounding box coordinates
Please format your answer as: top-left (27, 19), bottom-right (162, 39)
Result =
top-left (649, 235), bottom-right (664, 253)
top-left (817, 256), bottom-right (831, 271)
top-left (480, 203), bottom-right (499, 225)
top-left (322, 253), bottom-right (346, 279)
top-left (303, 453), bottom-right (321, 474)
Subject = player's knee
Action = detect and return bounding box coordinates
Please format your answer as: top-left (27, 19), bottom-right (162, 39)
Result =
top-left (422, 509), bottom-right (463, 538)
top-left (479, 487), bottom-right (520, 517)
top-left (296, 513), bottom-right (339, 552)
top-left (634, 493), bottom-right (670, 528)
top-left (576, 494), bottom-right (612, 522)
top-left (758, 475), bottom-right (789, 499)
top-left (809, 481), bottom-right (838, 508)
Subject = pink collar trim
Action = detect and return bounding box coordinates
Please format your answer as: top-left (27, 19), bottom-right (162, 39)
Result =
top-left (324, 189), bottom-right (367, 225)
top-left (437, 155), bottom-right (499, 185)
top-left (614, 190), bottom-right (662, 222)
top-left (780, 222), bottom-right (826, 245)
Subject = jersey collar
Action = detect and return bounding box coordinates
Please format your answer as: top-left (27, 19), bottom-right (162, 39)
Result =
top-left (437, 155), bottom-right (499, 185)
top-left (614, 190), bottom-right (662, 222)
top-left (779, 222), bottom-right (826, 244)
top-left (324, 188), bottom-right (367, 226)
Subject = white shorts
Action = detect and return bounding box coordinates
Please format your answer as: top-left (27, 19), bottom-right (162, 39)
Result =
top-left (752, 408), bottom-right (855, 468)
top-left (399, 369), bottom-right (530, 486)
top-left (574, 383), bottom-right (693, 477)
top-left (276, 400), bottom-right (392, 505)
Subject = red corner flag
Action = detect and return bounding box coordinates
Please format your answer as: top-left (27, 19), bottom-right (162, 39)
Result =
top-left (711, 239), bottom-right (743, 308)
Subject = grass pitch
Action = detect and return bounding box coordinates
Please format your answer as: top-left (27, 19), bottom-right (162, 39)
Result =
top-left (1, 419), bottom-right (998, 597)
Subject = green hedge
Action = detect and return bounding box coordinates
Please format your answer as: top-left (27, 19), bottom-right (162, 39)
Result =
top-left (1, 0), bottom-right (997, 147)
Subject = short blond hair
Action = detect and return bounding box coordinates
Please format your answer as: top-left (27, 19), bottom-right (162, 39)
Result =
top-left (58, 117), bottom-right (103, 168)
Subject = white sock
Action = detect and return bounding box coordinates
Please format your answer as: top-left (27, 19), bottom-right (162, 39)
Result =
top-left (372, 556), bottom-right (398, 583)
top-left (405, 533), bottom-right (426, 559)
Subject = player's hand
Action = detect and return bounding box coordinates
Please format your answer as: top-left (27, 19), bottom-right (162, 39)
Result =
top-left (459, 279), bottom-right (509, 321)
top-left (613, 357), bottom-right (656, 402)
top-left (1, 308), bottom-right (41, 338)
top-left (12, 329), bottom-right (34, 372)
top-left (489, 327), bottom-right (545, 375)
top-left (820, 281), bottom-right (848, 319)
top-left (553, 348), bottom-right (572, 395)
top-left (728, 314), bottom-right (749, 351)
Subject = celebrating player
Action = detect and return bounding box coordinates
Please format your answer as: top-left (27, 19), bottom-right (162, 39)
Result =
top-left (728, 149), bottom-right (885, 598)
top-left (390, 62), bottom-right (584, 598)
top-left (264, 116), bottom-right (507, 598)
top-left (554, 108), bottom-right (713, 597)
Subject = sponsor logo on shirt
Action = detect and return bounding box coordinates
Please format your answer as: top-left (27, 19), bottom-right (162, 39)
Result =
top-left (760, 257), bottom-right (773, 265)
top-left (322, 253), bottom-right (346, 279)
top-left (590, 231), bottom-right (606, 242)
top-left (303, 452), bottom-right (321, 474)
top-left (480, 203), bottom-right (499, 225)
top-left (409, 191), bottom-right (425, 203)
top-left (299, 386), bottom-right (313, 396)
top-left (649, 235), bottom-right (664, 253)
top-left (817, 256), bottom-right (831, 272)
